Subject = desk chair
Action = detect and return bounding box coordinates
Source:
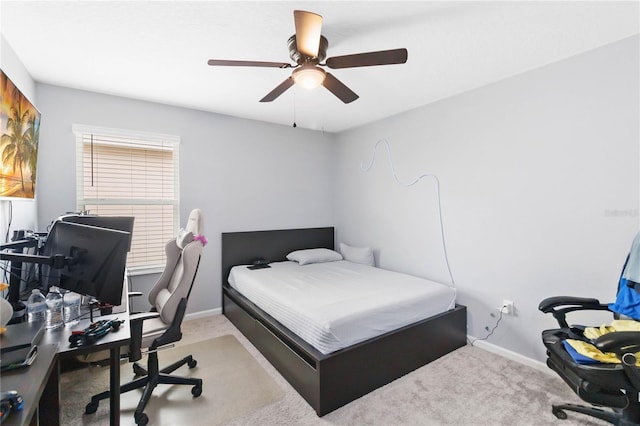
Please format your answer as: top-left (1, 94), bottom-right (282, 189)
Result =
top-left (539, 232), bottom-right (640, 425)
top-left (86, 209), bottom-right (206, 426)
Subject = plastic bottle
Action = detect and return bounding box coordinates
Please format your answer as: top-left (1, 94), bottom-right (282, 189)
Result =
top-left (63, 291), bottom-right (82, 324)
top-left (26, 289), bottom-right (47, 324)
top-left (45, 286), bottom-right (64, 329)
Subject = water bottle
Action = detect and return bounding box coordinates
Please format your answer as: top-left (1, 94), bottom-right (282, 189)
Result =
top-left (63, 291), bottom-right (82, 324)
top-left (45, 286), bottom-right (64, 329)
top-left (26, 289), bottom-right (47, 324)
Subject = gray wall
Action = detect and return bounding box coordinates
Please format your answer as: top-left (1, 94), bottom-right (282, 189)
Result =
top-left (35, 84), bottom-right (336, 313)
top-left (333, 35), bottom-right (639, 361)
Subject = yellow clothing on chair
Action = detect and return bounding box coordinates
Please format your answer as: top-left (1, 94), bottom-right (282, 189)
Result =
top-left (583, 320), bottom-right (640, 340)
top-left (566, 320), bottom-right (640, 365)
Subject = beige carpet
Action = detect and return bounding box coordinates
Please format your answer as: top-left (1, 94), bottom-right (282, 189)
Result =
top-left (60, 334), bottom-right (284, 426)
top-left (62, 315), bottom-right (610, 425)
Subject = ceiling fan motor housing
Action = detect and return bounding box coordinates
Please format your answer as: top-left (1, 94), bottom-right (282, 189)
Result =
top-left (288, 35), bottom-right (328, 64)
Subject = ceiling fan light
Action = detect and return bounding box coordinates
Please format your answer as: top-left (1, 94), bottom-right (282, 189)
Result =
top-left (292, 65), bottom-right (326, 90)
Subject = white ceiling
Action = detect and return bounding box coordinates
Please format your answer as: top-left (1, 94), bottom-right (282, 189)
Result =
top-left (1, 1), bottom-right (638, 133)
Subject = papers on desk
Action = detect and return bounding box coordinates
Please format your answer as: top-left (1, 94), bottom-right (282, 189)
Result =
top-left (0, 322), bottom-right (44, 371)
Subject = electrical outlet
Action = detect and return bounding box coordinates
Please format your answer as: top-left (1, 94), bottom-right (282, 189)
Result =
top-left (498, 300), bottom-right (514, 315)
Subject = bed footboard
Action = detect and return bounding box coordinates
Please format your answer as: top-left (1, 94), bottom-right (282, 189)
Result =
top-left (318, 304), bottom-right (466, 415)
top-left (224, 285), bottom-right (466, 415)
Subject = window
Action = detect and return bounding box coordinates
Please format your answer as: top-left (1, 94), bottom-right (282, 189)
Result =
top-left (73, 125), bottom-right (180, 274)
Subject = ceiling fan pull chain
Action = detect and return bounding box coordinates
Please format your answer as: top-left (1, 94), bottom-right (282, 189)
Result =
top-left (292, 91), bottom-right (297, 128)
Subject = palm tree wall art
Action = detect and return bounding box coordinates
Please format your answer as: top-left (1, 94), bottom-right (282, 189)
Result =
top-left (0, 69), bottom-right (40, 199)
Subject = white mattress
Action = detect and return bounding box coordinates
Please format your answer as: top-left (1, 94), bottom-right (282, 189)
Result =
top-left (228, 260), bottom-right (456, 354)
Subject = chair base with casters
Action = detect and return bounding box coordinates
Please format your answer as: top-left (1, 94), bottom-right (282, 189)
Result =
top-left (540, 297), bottom-right (640, 426)
top-left (86, 298), bottom-right (203, 426)
top-left (85, 346), bottom-right (202, 426)
top-left (550, 403), bottom-right (640, 425)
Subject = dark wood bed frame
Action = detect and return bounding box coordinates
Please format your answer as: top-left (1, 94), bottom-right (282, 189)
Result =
top-left (221, 227), bottom-right (467, 416)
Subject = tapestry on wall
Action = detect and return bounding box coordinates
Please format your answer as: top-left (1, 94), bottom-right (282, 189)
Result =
top-left (0, 69), bottom-right (40, 199)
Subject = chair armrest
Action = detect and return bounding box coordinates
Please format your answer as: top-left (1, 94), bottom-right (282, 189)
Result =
top-left (128, 312), bottom-right (160, 362)
top-left (127, 298), bottom-right (188, 362)
top-left (129, 312), bottom-right (160, 323)
top-left (538, 296), bottom-right (610, 328)
top-left (595, 331), bottom-right (640, 354)
top-left (538, 296), bottom-right (603, 312)
top-left (595, 331), bottom-right (640, 389)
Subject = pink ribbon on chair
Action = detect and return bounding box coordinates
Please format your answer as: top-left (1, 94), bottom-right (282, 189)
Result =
top-left (193, 234), bottom-right (208, 246)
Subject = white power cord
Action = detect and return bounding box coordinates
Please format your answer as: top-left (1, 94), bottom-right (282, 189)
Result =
top-left (360, 138), bottom-right (455, 287)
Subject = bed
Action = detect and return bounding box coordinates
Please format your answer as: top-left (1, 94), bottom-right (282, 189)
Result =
top-left (221, 227), bottom-right (467, 416)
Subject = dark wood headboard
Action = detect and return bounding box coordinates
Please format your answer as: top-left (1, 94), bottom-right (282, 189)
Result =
top-left (221, 227), bottom-right (335, 286)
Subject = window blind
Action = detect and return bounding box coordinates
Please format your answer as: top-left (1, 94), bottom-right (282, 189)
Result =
top-left (73, 125), bottom-right (180, 273)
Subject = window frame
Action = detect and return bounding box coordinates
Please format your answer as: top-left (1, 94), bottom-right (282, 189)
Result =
top-left (73, 124), bottom-right (180, 275)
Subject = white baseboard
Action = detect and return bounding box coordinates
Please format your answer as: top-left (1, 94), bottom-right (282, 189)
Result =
top-left (185, 308), bottom-right (221, 321)
top-left (469, 336), bottom-right (552, 375)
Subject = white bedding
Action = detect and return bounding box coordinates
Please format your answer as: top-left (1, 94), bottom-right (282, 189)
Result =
top-left (228, 260), bottom-right (456, 354)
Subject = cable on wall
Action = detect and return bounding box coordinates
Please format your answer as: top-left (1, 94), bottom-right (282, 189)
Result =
top-left (2, 201), bottom-right (13, 287)
top-left (467, 310), bottom-right (504, 346)
top-left (4, 200), bottom-right (12, 244)
top-left (360, 138), bottom-right (456, 287)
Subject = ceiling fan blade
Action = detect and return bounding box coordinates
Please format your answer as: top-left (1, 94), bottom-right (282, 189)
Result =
top-left (294, 10), bottom-right (323, 58)
top-left (208, 59), bottom-right (292, 68)
top-left (260, 77), bottom-right (295, 102)
top-left (326, 48), bottom-right (408, 69)
top-left (322, 73), bottom-right (359, 104)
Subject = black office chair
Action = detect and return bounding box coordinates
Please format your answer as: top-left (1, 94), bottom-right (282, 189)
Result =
top-left (539, 232), bottom-right (640, 425)
top-left (86, 209), bottom-right (206, 426)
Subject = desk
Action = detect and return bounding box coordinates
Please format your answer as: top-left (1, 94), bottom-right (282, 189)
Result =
top-left (0, 310), bottom-right (130, 426)
top-left (1, 343), bottom-right (58, 426)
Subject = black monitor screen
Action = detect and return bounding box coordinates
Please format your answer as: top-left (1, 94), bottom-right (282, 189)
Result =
top-left (60, 215), bottom-right (135, 252)
top-left (42, 221), bottom-right (130, 305)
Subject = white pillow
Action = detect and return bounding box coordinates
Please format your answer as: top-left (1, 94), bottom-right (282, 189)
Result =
top-left (286, 248), bottom-right (343, 265)
top-left (340, 243), bottom-right (375, 266)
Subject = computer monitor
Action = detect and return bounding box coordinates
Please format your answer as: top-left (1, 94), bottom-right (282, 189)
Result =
top-left (42, 221), bottom-right (131, 306)
top-left (60, 215), bottom-right (135, 252)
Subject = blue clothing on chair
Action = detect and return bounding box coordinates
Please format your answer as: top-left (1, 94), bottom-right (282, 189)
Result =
top-left (561, 341), bottom-right (602, 365)
top-left (609, 232), bottom-right (640, 319)
top-left (609, 277), bottom-right (640, 319)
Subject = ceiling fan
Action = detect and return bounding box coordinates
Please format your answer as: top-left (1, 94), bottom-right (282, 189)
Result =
top-left (207, 10), bottom-right (408, 104)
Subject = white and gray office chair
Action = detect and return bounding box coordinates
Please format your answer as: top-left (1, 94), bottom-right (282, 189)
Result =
top-left (86, 209), bottom-right (206, 426)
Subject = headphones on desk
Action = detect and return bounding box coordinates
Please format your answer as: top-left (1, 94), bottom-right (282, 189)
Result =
top-left (68, 319), bottom-right (123, 347)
